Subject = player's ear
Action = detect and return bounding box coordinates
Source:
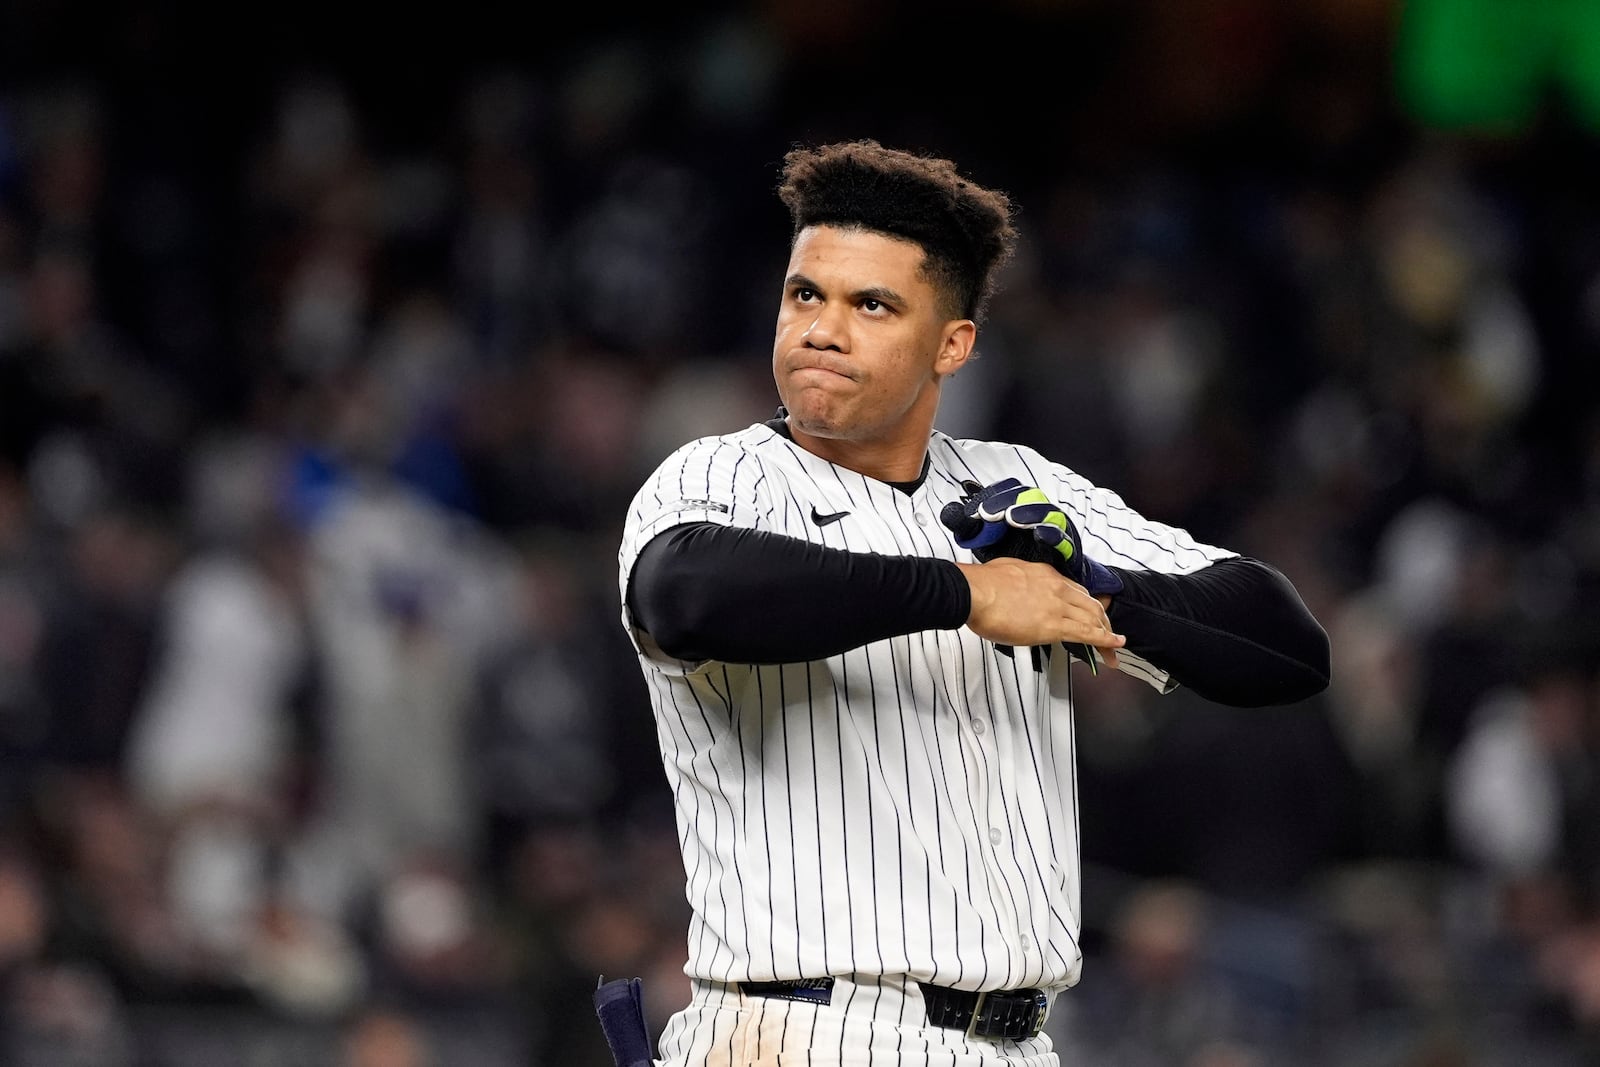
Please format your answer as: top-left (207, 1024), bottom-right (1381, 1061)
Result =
top-left (934, 319), bottom-right (976, 378)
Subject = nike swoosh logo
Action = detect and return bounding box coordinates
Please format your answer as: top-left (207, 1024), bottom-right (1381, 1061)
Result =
top-left (810, 506), bottom-right (851, 527)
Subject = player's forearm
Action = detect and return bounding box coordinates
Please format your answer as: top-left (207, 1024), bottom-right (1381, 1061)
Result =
top-left (628, 522), bottom-right (971, 664)
top-left (1106, 557), bottom-right (1330, 707)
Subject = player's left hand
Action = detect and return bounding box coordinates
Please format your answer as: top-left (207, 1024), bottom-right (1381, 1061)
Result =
top-left (941, 478), bottom-right (1123, 597)
top-left (941, 477), bottom-right (1124, 672)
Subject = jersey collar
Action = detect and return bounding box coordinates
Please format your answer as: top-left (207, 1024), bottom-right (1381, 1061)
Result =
top-left (765, 407), bottom-right (931, 495)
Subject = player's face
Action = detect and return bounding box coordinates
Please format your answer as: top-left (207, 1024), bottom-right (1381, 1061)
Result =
top-left (773, 225), bottom-right (974, 447)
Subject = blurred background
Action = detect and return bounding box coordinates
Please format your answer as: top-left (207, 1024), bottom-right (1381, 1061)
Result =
top-left (1, 0), bottom-right (1599, 1064)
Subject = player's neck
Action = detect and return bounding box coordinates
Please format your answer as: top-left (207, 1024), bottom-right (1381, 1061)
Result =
top-left (787, 421), bottom-right (929, 484)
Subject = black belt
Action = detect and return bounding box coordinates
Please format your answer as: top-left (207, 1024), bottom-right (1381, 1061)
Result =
top-left (737, 978), bottom-right (1049, 1041)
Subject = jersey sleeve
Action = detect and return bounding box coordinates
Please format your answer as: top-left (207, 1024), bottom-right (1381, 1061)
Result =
top-left (617, 432), bottom-right (771, 674)
top-left (1023, 447), bottom-right (1237, 577)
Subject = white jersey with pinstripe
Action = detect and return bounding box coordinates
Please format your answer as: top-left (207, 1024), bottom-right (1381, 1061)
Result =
top-left (618, 421), bottom-right (1234, 1061)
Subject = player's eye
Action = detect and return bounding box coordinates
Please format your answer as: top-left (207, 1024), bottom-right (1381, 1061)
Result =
top-left (795, 287), bottom-right (818, 303)
top-left (861, 298), bottom-right (882, 312)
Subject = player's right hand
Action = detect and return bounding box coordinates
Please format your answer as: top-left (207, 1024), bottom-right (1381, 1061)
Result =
top-left (956, 558), bottom-right (1124, 670)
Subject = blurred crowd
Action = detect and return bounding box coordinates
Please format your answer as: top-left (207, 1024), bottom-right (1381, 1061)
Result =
top-left (1, 1), bottom-right (1599, 1064)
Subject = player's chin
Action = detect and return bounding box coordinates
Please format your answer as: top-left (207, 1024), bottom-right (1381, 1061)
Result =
top-left (784, 394), bottom-right (852, 439)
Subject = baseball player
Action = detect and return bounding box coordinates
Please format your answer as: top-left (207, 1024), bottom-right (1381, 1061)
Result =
top-left (615, 140), bottom-right (1330, 1065)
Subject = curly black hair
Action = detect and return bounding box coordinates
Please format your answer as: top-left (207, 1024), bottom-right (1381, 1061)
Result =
top-left (776, 139), bottom-right (1018, 324)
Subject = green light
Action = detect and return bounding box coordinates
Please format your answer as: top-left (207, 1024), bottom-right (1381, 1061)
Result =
top-left (1396, 0), bottom-right (1600, 133)
top-left (1555, 0), bottom-right (1600, 129)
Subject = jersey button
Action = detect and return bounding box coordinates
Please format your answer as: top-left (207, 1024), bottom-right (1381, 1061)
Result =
top-left (972, 719), bottom-right (987, 735)
top-left (915, 513), bottom-right (928, 526)
top-left (1020, 934), bottom-right (1033, 953)
top-left (989, 827), bottom-right (1002, 846)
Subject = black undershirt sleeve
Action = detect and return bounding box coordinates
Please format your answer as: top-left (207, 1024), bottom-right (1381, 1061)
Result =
top-left (1105, 557), bottom-right (1331, 707)
top-left (627, 522), bottom-right (971, 665)
top-left (629, 522), bottom-right (1330, 708)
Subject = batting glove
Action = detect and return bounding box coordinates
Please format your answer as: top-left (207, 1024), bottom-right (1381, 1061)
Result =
top-left (940, 477), bottom-right (1123, 673)
top-left (941, 478), bottom-right (1124, 597)
top-left (940, 477), bottom-right (1029, 551)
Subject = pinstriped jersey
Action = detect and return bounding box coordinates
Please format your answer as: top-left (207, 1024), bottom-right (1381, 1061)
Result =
top-left (617, 421), bottom-right (1234, 994)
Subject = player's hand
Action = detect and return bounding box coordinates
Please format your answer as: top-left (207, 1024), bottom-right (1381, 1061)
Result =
top-left (956, 558), bottom-right (1123, 671)
top-left (942, 478), bottom-right (1124, 672)
top-left (941, 478), bottom-right (1123, 597)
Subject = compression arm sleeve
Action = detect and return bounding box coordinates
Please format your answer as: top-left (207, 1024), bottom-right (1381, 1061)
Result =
top-left (1105, 557), bottom-right (1331, 707)
top-left (629, 525), bottom-right (1331, 707)
top-left (627, 522), bottom-right (972, 664)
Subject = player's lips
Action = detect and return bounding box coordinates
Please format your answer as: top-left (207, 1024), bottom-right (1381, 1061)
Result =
top-left (787, 354), bottom-right (858, 380)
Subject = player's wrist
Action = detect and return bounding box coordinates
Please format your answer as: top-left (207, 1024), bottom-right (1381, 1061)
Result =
top-left (954, 562), bottom-right (993, 625)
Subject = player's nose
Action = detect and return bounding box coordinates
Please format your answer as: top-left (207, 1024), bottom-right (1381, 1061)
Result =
top-left (801, 303), bottom-right (848, 352)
